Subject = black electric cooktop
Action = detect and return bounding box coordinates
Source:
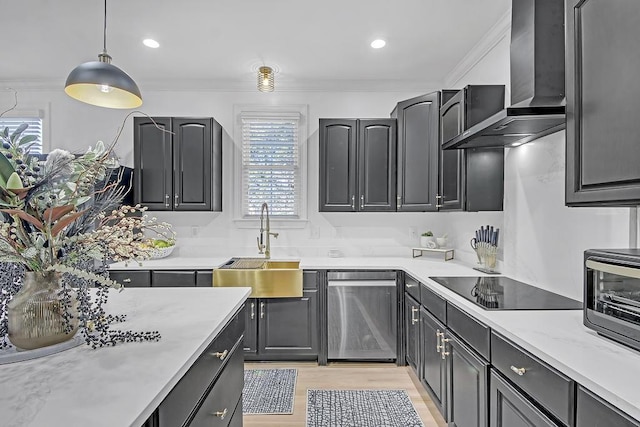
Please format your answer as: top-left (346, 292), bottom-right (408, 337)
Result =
top-left (429, 276), bottom-right (583, 310)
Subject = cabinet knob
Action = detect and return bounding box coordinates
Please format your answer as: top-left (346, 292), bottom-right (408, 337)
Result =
top-left (510, 365), bottom-right (527, 376)
top-left (210, 349), bottom-right (228, 360)
top-left (436, 195), bottom-right (443, 199)
top-left (122, 278), bottom-right (132, 283)
top-left (212, 408), bottom-right (227, 420)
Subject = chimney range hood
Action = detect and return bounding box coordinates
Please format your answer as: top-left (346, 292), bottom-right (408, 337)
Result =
top-left (442, 0), bottom-right (565, 150)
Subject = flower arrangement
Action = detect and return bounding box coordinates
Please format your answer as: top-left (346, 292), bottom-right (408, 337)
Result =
top-left (0, 122), bottom-right (174, 349)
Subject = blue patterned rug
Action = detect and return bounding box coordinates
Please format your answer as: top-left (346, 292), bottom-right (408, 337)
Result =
top-left (306, 389), bottom-right (424, 427)
top-left (243, 368), bottom-right (297, 414)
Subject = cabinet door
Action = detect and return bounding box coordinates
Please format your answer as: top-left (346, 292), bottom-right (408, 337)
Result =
top-left (420, 307), bottom-right (446, 418)
top-left (319, 119), bottom-right (357, 211)
top-left (576, 386), bottom-right (640, 427)
top-left (196, 270), bottom-right (213, 287)
top-left (108, 270), bottom-right (151, 288)
top-left (358, 119), bottom-right (396, 211)
top-left (173, 118), bottom-right (212, 211)
top-left (465, 148), bottom-right (504, 212)
top-left (404, 293), bottom-right (420, 372)
top-left (439, 92), bottom-right (465, 211)
top-left (489, 370), bottom-right (557, 427)
top-left (566, 0), bottom-right (640, 206)
top-left (445, 331), bottom-right (488, 427)
top-left (244, 299), bottom-right (258, 356)
top-left (134, 117), bottom-right (173, 211)
top-left (258, 290), bottom-right (318, 359)
top-left (151, 270), bottom-right (197, 287)
top-left (396, 93), bottom-right (439, 212)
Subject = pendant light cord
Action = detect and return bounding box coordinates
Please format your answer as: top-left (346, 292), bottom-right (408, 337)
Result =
top-left (103, 0), bottom-right (108, 54)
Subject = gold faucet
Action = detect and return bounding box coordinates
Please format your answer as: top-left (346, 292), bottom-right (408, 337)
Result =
top-left (257, 202), bottom-right (279, 259)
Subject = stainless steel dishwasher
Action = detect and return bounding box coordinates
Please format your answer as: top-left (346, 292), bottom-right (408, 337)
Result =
top-left (327, 271), bottom-right (397, 360)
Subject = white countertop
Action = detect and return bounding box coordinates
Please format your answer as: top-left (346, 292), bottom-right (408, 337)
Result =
top-left (110, 254), bottom-right (640, 421)
top-left (0, 287), bottom-right (251, 427)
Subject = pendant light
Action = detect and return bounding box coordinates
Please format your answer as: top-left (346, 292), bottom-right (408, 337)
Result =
top-left (64, 0), bottom-right (142, 109)
top-left (257, 66), bottom-right (274, 92)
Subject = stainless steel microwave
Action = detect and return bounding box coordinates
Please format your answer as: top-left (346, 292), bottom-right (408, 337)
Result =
top-left (584, 249), bottom-right (640, 351)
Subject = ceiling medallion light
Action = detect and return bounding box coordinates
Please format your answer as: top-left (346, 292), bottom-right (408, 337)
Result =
top-left (370, 39), bottom-right (386, 49)
top-left (64, 0), bottom-right (142, 109)
top-left (258, 66), bottom-right (275, 92)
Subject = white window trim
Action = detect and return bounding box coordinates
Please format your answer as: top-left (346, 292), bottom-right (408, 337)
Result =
top-left (232, 104), bottom-right (308, 229)
top-left (0, 104), bottom-right (51, 153)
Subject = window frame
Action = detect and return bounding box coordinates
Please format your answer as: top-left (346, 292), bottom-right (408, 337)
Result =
top-left (233, 104), bottom-right (308, 229)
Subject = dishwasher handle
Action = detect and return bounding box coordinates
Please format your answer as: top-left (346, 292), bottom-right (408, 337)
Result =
top-left (328, 280), bottom-right (397, 287)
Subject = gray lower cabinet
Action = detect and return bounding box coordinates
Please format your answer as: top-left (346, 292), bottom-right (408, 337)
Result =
top-left (243, 299), bottom-right (258, 355)
top-left (404, 293), bottom-right (420, 372)
top-left (444, 331), bottom-right (489, 427)
top-left (490, 370), bottom-right (557, 427)
top-left (419, 307), bottom-right (446, 417)
top-left (108, 270), bottom-right (151, 287)
top-left (152, 270), bottom-right (197, 287)
top-left (576, 386), bottom-right (640, 427)
top-left (109, 269), bottom-right (216, 288)
top-left (196, 270), bottom-right (213, 287)
top-left (319, 118), bottom-right (397, 212)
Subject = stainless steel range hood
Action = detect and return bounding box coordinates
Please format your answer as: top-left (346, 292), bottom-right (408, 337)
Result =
top-left (443, 0), bottom-right (565, 149)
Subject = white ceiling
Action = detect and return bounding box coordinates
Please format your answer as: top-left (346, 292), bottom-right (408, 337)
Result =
top-left (2, 0), bottom-right (511, 91)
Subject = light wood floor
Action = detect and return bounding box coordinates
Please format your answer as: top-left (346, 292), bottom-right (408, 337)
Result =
top-left (243, 362), bottom-right (447, 427)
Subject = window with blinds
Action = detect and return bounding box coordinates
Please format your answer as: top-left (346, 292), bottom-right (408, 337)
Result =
top-left (241, 113), bottom-right (300, 217)
top-left (0, 117), bottom-right (43, 154)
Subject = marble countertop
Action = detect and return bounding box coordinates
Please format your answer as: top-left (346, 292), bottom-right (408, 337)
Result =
top-left (0, 287), bottom-right (251, 427)
top-left (110, 254), bottom-right (640, 421)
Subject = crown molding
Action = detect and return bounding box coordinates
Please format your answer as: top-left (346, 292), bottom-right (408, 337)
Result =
top-left (444, 8), bottom-right (511, 88)
top-left (0, 78), bottom-right (444, 94)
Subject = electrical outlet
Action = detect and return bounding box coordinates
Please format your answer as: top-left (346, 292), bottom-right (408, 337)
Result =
top-left (409, 227), bottom-right (418, 240)
top-left (310, 225), bottom-right (320, 239)
top-left (191, 226), bottom-right (199, 237)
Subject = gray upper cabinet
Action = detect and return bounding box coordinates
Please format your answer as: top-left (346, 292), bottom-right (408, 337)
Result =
top-left (134, 117), bottom-right (222, 212)
top-left (393, 92), bottom-right (440, 212)
top-left (319, 118), bottom-right (396, 212)
top-left (565, 0), bottom-right (640, 206)
top-left (440, 86), bottom-right (505, 211)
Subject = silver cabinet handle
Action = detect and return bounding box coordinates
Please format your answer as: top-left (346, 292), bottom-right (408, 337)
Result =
top-left (351, 195), bottom-right (355, 210)
top-left (210, 349), bottom-right (228, 360)
top-left (405, 282), bottom-right (417, 288)
top-left (260, 301), bottom-right (265, 319)
top-left (436, 195), bottom-right (443, 199)
top-left (397, 195), bottom-right (402, 210)
top-left (174, 193), bottom-right (179, 208)
top-left (122, 278), bottom-right (132, 283)
top-left (510, 365), bottom-right (526, 376)
top-left (440, 337), bottom-right (451, 359)
top-left (411, 306), bottom-right (419, 324)
top-left (165, 194), bottom-right (170, 208)
top-left (212, 408), bottom-right (227, 419)
top-left (360, 194), bottom-right (364, 209)
top-left (250, 302), bottom-right (255, 320)
top-left (436, 329), bottom-right (444, 352)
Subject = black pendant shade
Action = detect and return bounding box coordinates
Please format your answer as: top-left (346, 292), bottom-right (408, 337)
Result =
top-left (65, 59), bottom-right (142, 109)
top-left (64, 0), bottom-right (142, 109)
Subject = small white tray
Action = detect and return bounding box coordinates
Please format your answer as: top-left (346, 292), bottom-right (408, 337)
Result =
top-left (411, 247), bottom-right (455, 261)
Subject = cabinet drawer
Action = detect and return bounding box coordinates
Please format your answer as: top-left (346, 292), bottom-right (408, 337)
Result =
top-left (108, 270), bottom-right (151, 287)
top-left (188, 344), bottom-right (244, 427)
top-left (491, 332), bottom-right (574, 426)
top-left (227, 397), bottom-right (243, 427)
top-left (152, 270), bottom-right (197, 287)
top-left (420, 283), bottom-right (446, 324)
top-left (196, 270), bottom-right (213, 287)
top-left (303, 270), bottom-right (318, 289)
top-left (576, 386), bottom-right (639, 427)
top-left (159, 311), bottom-right (244, 427)
top-left (404, 275), bottom-right (420, 301)
top-left (446, 303), bottom-right (489, 360)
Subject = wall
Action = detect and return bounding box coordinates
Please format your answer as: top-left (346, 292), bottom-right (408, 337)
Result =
top-left (1, 88), bottom-right (500, 264)
top-left (446, 21), bottom-right (631, 300)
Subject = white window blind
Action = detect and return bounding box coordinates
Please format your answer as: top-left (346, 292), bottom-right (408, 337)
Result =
top-left (0, 117), bottom-right (43, 154)
top-left (241, 113), bottom-right (300, 217)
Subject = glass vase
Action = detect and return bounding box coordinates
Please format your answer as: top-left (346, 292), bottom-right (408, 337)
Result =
top-left (7, 271), bottom-right (79, 350)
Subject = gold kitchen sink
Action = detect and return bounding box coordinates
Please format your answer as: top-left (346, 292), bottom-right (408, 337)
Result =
top-left (212, 257), bottom-right (302, 298)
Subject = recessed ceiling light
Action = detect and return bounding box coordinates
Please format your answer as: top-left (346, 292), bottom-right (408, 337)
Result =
top-left (370, 39), bottom-right (386, 49)
top-left (143, 39), bottom-right (160, 48)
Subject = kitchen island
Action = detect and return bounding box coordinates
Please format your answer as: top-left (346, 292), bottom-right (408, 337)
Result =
top-left (110, 255), bottom-right (640, 422)
top-left (0, 287), bottom-right (251, 427)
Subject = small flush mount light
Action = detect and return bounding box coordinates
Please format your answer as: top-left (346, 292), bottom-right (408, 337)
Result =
top-left (143, 38), bottom-right (159, 48)
top-left (370, 39), bottom-right (386, 49)
top-left (64, 0), bottom-right (142, 109)
top-left (258, 66), bottom-right (274, 92)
